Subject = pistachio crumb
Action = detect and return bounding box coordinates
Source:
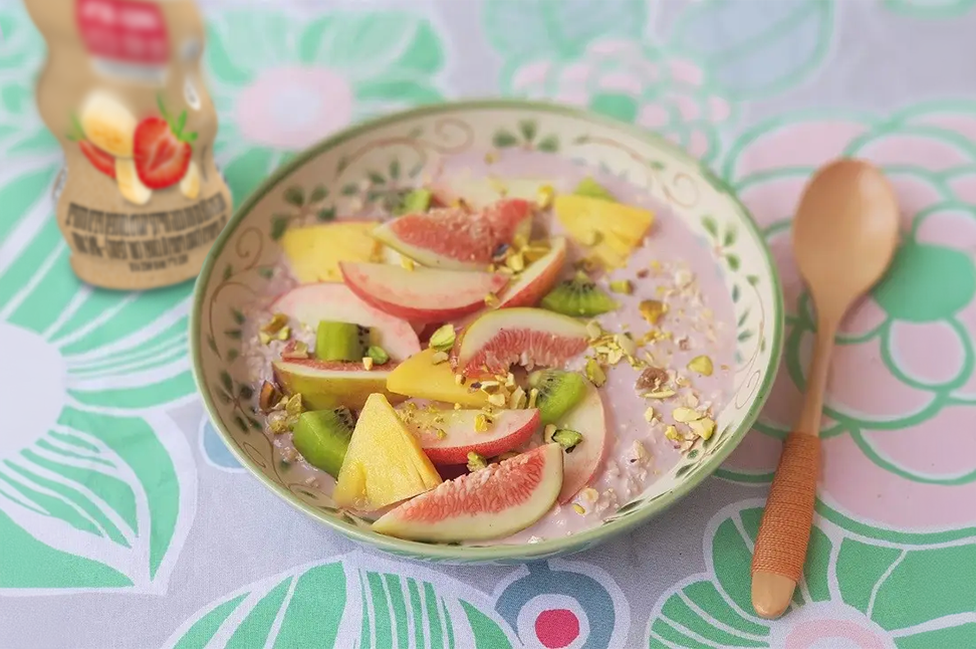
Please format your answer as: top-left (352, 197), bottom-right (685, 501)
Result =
top-left (484, 292), bottom-right (500, 308)
top-left (537, 184), bottom-right (555, 210)
top-left (430, 351), bottom-right (449, 365)
top-left (689, 418), bottom-right (716, 440)
top-left (665, 425), bottom-right (682, 442)
top-left (688, 355), bottom-right (714, 376)
top-left (467, 452), bottom-right (488, 472)
top-left (454, 402), bottom-right (462, 410)
top-left (285, 393), bottom-right (304, 417)
top-left (639, 299), bottom-right (667, 325)
top-left (552, 428), bottom-right (583, 452)
top-left (643, 406), bottom-right (656, 422)
top-left (488, 392), bottom-right (507, 407)
top-left (429, 324), bottom-right (457, 352)
top-left (258, 331), bottom-right (272, 345)
top-left (572, 503), bottom-right (586, 515)
top-left (454, 374), bottom-right (464, 386)
top-left (400, 257), bottom-right (416, 271)
top-left (672, 407), bottom-right (701, 423)
top-left (361, 356), bottom-right (374, 371)
top-left (585, 358), bottom-right (607, 387)
top-left (609, 279), bottom-right (633, 295)
top-left (528, 388), bottom-right (539, 409)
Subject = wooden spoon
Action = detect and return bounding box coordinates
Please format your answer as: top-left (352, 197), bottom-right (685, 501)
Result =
top-left (750, 158), bottom-right (900, 619)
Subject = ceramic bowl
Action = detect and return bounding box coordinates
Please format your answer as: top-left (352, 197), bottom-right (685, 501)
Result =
top-left (190, 99), bottom-right (783, 563)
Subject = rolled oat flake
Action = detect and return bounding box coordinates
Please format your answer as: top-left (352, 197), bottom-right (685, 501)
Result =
top-left (25, 0), bottom-right (232, 289)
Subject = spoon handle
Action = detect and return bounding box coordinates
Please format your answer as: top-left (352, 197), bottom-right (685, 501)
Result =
top-left (750, 431), bottom-right (820, 618)
top-left (750, 323), bottom-right (833, 619)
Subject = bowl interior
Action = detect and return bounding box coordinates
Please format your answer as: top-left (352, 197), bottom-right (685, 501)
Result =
top-left (191, 100), bottom-right (782, 562)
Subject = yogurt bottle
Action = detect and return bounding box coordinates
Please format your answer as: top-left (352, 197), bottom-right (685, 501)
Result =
top-left (24, 0), bottom-right (232, 290)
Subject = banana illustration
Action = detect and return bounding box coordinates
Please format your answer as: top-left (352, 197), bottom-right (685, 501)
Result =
top-left (79, 90), bottom-right (137, 158)
top-left (179, 160), bottom-right (201, 199)
top-left (115, 158), bottom-right (152, 205)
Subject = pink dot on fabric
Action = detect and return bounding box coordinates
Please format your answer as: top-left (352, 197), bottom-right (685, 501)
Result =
top-left (535, 609), bottom-right (580, 649)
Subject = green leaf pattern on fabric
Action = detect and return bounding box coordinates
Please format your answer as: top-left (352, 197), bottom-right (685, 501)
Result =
top-left (647, 502), bottom-right (976, 648)
top-left (163, 553), bottom-right (517, 649)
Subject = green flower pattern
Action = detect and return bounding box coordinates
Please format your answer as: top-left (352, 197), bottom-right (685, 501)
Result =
top-left (648, 502), bottom-right (976, 648)
top-left (204, 9), bottom-right (447, 207)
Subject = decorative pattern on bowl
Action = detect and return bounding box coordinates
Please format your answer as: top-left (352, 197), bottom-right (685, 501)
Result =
top-left (190, 100), bottom-right (783, 563)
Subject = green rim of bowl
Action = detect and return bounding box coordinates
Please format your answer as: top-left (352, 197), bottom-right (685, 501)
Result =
top-left (190, 98), bottom-right (785, 562)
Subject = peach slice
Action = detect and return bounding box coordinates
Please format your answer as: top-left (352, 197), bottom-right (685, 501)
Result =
top-left (271, 283), bottom-right (420, 361)
top-left (280, 221), bottom-right (384, 284)
top-left (401, 407), bottom-right (541, 465)
top-left (372, 443), bottom-right (563, 542)
top-left (497, 237), bottom-right (567, 309)
top-left (549, 384), bottom-right (608, 503)
top-left (340, 262), bottom-right (508, 323)
top-left (454, 307), bottom-right (589, 378)
top-left (272, 359), bottom-right (403, 411)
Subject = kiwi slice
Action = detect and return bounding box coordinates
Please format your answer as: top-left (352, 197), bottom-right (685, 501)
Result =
top-left (574, 176), bottom-right (616, 202)
top-left (529, 370), bottom-right (587, 425)
top-left (292, 407), bottom-right (356, 477)
top-left (315, 321), bottom-right (369, 361)
top-left (541, 273), bottom-right (619, 317)
top-left (396, 188), bottom-right (432, 215)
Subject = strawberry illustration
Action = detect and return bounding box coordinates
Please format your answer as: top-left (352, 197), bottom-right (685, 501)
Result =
top-left (132, 95), bottom-right (197, 189)
top-left (67, 115), bottom-right (116, 178)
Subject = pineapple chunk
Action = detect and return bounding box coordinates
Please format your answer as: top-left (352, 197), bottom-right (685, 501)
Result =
top-left (554, 194), bottom-right (654, 268)
top-left (281, 222), bottom-right (384, 284)
top-left (333, 393), bottom-right (442, 510)
top-left (386, 348), bottom-right (488, 407)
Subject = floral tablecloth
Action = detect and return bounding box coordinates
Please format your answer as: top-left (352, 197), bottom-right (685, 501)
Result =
top-left (2, 0), bottom-right (975, 647)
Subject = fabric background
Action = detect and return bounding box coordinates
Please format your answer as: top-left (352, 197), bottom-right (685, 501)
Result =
top-left (1, 1), bottom-right (975, 647)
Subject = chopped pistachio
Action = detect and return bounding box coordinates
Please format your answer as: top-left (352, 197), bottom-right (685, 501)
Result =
top-left (643, 406), bottom-right (656, 423)
top-left (552, 428), bottom-right (583, 452)
top-left (510, 385), bottom-right (527, 409)
top-left (537, 184), bottom-right (555, 210)
top-left (616, 333), bottom-right (637, 357)
top-left (586, 320), bottom-right (604, 340)
top-left (454, 374), bottom-right (465, 386)
top-left (398, 188), bottom-right (432, 215)
top-left (609, 279), bottom-right (633, 295)
top-left (572, 503), bottom-right (586, 515)
top-left (544, 423), bottom-right (557, 440)
top-left (484, 292), bottom-right (500, 308)
top-left (487, 392), bottom-right (507, 407)
top-left (585, 358), bottom-right (607, 387)
top-left (285, 393), bottom-right (304, 417)
top-left (258, 331), bottom-right (272, 345)
top-left (429, 324), bottom-right (456, 352)
top-left (268, 411), bottom-right (290, 434)
top-left (406, 401), bottom-right (418, 411)
top-left (467, 451), bottom-right (488, 472)
top-left (664, 425), bottom-right (682, 442)
top-left (275, 326), bottom-right (291, 342)
top-left (261, 313), bottom-right (289, 335)
top-left (454, 402), bottom-right (462, 410)
top-left (367, 345), bottom-right (390, 365)
top-left (522, 242), bottom-right (552, 263)
top-left (258, 381), bottom-right (280, 412)
top-left (430, 351), bottom-right (449, 365)
top-left (528, 387), bottom-right (539, 409)
top-left (689, 417), bottom-right (716, 440)
top-left (645, 388), bottom-right (677, 399)
top-left (507, 252), bottom-right (526, 273)
top-left (688, 355), bottom-right (714, 376)
top-left (281, 340), bottom-right (309, 360)
top-left (639, 299), bottom-right (667, 325)
top-left (505, 372), bottom-right (517, 388)
top-left (580, 487), bottom-right (599, 503)
top-left (497, 451), bottom-right (520, 462)
top-left (361, 356), bottom-right (374, 371)
top-left (434, 427), bottom-right (447, 440)
top-left (475, 413), bottom-right (492, 432)
top-left (672, 406), bottom-right (701, 423)
top-left (400, 257), bottom-right (416, 271)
